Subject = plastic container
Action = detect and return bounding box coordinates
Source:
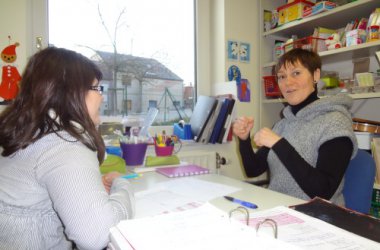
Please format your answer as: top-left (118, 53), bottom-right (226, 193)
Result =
top-left (368, 25), bottom-right (380, 42)
top-left (155, 145), bottom-right (174, 156)
top-left (120, 142), bottom-right (148, 166)
top-left (284, 36), bottom-right (327, 53)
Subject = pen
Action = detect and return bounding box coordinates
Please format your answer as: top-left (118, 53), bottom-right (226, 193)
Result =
top-left (224, 196), bottom-right (258, 209)
top-left (121, 173), bottom-right (140, 180)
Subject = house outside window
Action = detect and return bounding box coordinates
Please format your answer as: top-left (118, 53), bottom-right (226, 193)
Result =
top-left (48, 0), bottom-right (195, 124)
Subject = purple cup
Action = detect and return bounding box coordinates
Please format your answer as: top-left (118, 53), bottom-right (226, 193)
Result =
top-left (120, 142), bottom-right (148, 166)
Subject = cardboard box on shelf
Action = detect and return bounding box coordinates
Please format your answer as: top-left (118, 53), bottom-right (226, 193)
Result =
top-left (283, 36), bottom-right (327, 53)
top-left (277, 0), bottom-right (315, 26)
top-left (346, 29), bottom-right (367, 47)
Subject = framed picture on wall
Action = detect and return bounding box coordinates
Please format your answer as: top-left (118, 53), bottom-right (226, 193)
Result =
top-left (227, 40), bottom-right (239, 61)
top-left (239, 42), bottom-right (250, 63)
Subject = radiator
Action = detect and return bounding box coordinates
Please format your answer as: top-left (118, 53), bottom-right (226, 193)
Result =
top-left (177, 150), bottom-right (217, 172)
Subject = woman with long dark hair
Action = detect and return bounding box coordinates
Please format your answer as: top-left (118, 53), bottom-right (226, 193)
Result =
top-left (0, 47), bottom-right (134, 249)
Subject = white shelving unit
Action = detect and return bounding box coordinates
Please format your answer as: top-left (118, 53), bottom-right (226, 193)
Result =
top-left (259, 0), bottom-right (380, 127)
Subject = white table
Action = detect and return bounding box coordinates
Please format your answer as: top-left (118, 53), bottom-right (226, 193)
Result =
top-left (127, 171), bottom-right (304, 214)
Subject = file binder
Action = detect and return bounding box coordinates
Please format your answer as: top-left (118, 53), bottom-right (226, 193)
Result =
top-left (209, 98), bottom-right (230, 144)
top-left (217, 98), bottom-right (235, 143)
top-left (198, 99), bottom-right (223, 144)
top-left (189, 95), bottom-right (217, 142)
top-left (290, 197), bottom-right (380, 243)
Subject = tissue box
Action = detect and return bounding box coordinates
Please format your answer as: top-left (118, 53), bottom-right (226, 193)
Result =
top-left (277, 0), bottom-right (315, 26)
top-left (346, 29), bottom-right (367, 47)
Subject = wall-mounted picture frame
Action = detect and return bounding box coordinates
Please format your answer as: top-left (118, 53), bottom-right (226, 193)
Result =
top-left (227, 40), bottom-right (239, 61)
top-left (238, 78), bottom-right (250, 102)
top-left (239, 42), bottom-right (250, 63)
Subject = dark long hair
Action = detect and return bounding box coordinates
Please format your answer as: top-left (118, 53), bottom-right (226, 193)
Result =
top-left (0, 47), bottom-right (105, 163)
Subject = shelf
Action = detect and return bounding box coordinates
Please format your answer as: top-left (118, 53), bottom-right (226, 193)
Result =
top-left (263, 0), bottom-right (379, 39)
top-left (262, 92), bottom-right (380, 104)
top-left (259, 0), bottom-right (380, 127)
top-left (319, 41), bottom-right (380, 64)
top-left (263, 40), bottom-right (380, 68)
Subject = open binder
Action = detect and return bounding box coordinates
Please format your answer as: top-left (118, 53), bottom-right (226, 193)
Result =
top-left (109, 200), bottom-right (380, 249)
top-left (109, 203), bottom-right (295, 250)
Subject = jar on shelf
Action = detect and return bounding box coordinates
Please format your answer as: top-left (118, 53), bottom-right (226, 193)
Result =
top-left (368, 25), bottom-right (380, 42)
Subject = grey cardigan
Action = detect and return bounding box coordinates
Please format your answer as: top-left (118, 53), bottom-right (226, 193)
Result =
top-left (268, 94), bottom-right (358, 205)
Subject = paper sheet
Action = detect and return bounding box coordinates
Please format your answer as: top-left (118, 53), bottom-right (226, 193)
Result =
top-left (134, 178), bottom-right (240, 218)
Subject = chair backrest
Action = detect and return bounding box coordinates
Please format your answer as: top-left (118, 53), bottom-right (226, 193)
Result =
top-left (343, 149), bottom-right (376, 214)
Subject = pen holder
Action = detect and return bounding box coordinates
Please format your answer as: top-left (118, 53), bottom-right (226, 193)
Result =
top-left (154, 142), bottom-right (182, 157)
top-left (120, 142), bottom-right (148, 166)
top-left (155, 145), bottom-right (174, 156)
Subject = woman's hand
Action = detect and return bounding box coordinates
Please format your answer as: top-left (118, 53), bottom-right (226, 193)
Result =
top-left (102, 171), bottom-right (123, 193)
top-left (253, 127), bottom-right (281, 148)
top-left (232, 116), bottom-right (254, 140)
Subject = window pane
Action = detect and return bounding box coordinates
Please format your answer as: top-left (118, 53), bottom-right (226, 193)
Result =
top-left (48, 0), bottom-right (195, 124)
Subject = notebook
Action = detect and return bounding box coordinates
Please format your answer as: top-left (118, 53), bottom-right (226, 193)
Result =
top-left (156, 164), bottom-right (210, 178)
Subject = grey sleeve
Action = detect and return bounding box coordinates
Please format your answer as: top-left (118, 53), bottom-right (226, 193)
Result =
top-left (37, 144), bottom-right (135, 250)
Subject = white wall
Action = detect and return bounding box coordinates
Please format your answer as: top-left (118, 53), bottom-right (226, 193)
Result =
top-left (0, 0), bottom-right (48, 71)
top-left (0, 0), bottom-right (29, 73)
top-left (195, 0), bottom-right (260, 179)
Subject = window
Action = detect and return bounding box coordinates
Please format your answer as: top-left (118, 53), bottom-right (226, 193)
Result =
top-left (149, 100), bottom-right (157, 108)
top-left (48, 0), bottom-right (195, 124)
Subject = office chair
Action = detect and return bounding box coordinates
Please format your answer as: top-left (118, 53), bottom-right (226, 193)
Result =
top-left (343, 149), bottom-right (376, 214)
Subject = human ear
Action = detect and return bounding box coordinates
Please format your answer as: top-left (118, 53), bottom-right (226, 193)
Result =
top-left (313, 68), bottom-right (321, 82)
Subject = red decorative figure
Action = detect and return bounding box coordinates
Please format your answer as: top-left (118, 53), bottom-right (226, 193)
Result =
top-left (0, 42), bottom-right (21, 101)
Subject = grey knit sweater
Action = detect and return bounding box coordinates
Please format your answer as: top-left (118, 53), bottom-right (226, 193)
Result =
top-left (268, 94), bottom-right (358, 205)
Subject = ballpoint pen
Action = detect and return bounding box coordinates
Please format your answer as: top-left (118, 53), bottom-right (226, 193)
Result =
top-left (224, 196), bottom-right (258, 209)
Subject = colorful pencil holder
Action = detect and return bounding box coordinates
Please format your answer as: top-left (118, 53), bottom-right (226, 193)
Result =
top-left (155, 144), bottom-right (175, 156)
top-left (154, 135), bottom-right (182, 157)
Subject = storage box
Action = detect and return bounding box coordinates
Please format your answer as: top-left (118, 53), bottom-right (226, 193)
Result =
top-left (263, 76), bottom-right (281, 98)
top-left (353, 131), bottom-right (380, 150)
top-left (346, 29), bottom-right (367, 47)
top-left (321, 76), bottom-right (339, 88)
top-left (277, 0), bottom-right (315, 26)
top-left (355, 72), bottom-right (375, 87)
top-left (284, 36), bottom-right (327, 53)
top-left (311, 1), bottom-right (336, 15)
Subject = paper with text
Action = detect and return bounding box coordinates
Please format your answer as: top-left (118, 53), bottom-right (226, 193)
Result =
top-left (134, 178), bottom-right (240, 218)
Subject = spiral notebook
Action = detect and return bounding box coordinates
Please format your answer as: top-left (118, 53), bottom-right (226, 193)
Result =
top-left (156, 164), bottom-right (210, 178)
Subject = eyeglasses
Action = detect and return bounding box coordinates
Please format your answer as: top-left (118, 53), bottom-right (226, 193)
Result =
top-left (89, 85), bottom-right (104, 95)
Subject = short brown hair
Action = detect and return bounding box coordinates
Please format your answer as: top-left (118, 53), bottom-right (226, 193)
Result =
top-left (275, 48), bottom-right (321, 76)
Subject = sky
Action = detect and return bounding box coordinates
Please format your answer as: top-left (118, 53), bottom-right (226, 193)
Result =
top-left (48, 0), bottom-right (195, 86)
